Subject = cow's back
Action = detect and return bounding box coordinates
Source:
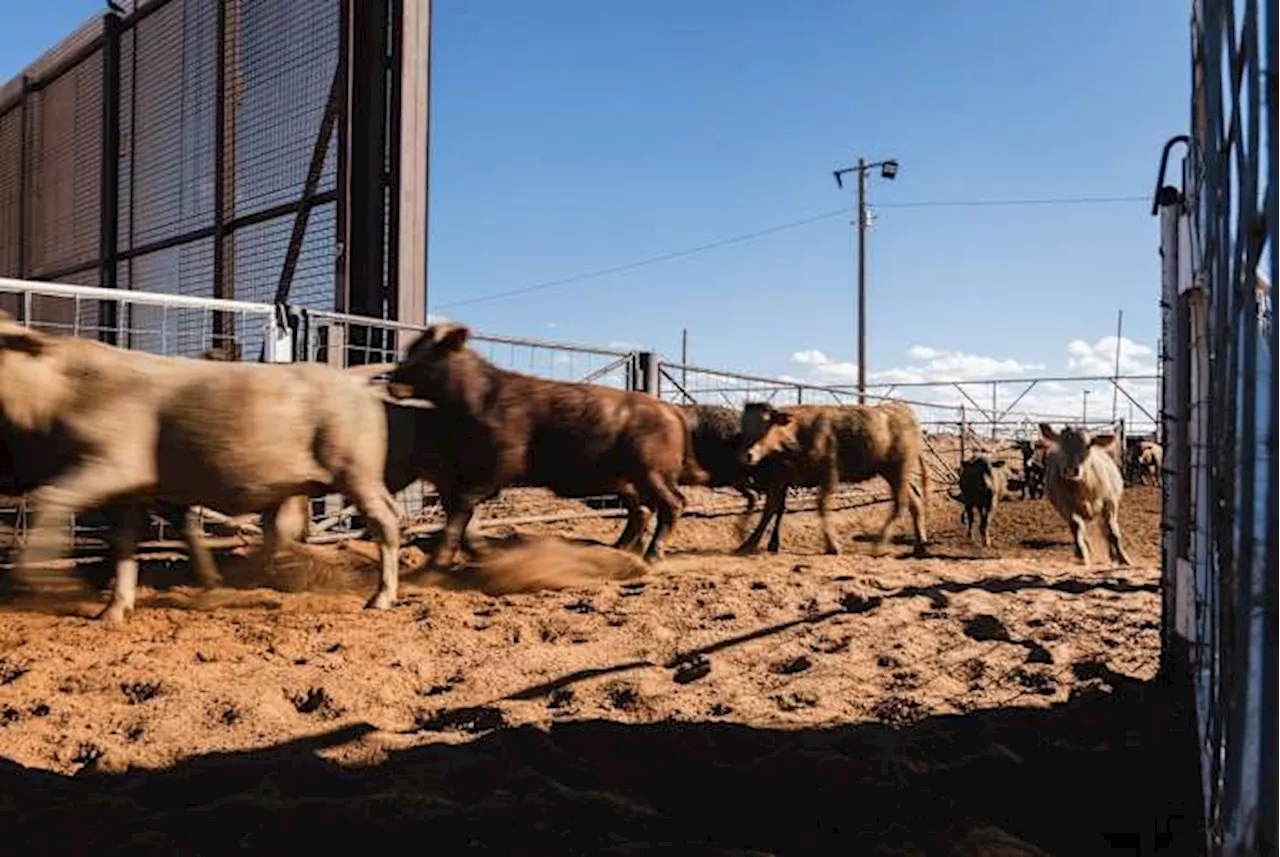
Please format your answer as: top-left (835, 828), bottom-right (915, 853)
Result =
top-left (831, 401), bottom-right (921, 482)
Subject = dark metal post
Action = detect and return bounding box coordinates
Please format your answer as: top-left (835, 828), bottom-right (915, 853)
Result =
top-left (639, 351), bottom-right (658, 396)
top-left (856, 157), bottom-right (867, 405)
top-left (16, 75), bottom-right (30, 281)
top-left (680, 327), bottom-right (687, 392)
top-left (98, 11), bottom-right (121, 344)
top-left (213, 0), bottom-right (240, 353)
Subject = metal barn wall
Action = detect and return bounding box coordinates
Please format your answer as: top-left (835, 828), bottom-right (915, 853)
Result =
top-left (1156, 0), bottom-right (1276, 854)
top-left (0, 0), bottom-right (429, 361)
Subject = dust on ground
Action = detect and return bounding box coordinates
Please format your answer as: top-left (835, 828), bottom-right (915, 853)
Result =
top-left (0, 485), bottom-right (1202, 854)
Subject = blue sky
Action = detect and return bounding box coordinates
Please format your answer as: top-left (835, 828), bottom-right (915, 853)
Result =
top-left (3, 1), bottom-right (1188, 402)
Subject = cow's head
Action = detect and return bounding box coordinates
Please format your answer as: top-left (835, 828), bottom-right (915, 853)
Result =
top-left (0, 312), bottom-right (61, 433)
top-left (738, 402), bottom-right (797, 467)
top-left (386, 322), bottom-right (471, 401)
top-left (1039, 422), bottom-right (1115, 482)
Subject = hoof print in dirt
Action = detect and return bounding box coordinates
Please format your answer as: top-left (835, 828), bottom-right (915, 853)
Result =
top-left (1, 705), bottom-right (20, 725)
top-left (564, 598), bottom-right (595, 614)
top-left (121, 681), bottom-right (163, 704)
top-left (422, 671), bottom-right (465, 697)
top-left (218, 704), bottom-right (243, 726)
top-left (872, 695), bottom-right (926, 728)
top-left (708, 702), bottom-right (733, 716)
top-left (124, 723), bottom-right (145, 742)
top-left (547, 688), bottom-right (575, 710)
top-left (749, 582), bottom-right (768, 591)
top-left (1023, 643), bottom-right (1053, 664)
top-left (0, 659), bottom-right (29, 685)
top-left (71, 742), bottom-right (105, 771)
top-left (602, 681), bottom-right (642, 712)
top-left (672, 655), bottom-right (711, 685)
top-left (772, 690), bottom-right (818, 712)
top-left (194, 651), bottom-right (216, 664)
top-left (811, 634), bottom-right (851, 654)
top-left (962, 614), bottom-right (1011, 643)
top-left (876, 654), bottom-right (903, 669)
top-left (1011, 668), bottom-right (1056, 696)
top-left (619, 582), bottom-right (647, 597)
top-left (290, 686), bottom-right (342, 718)
top-left (29, 702), bottom-right (50, 718)
top-left (414, 705), bottom-right (506, 735)
top-left (839, 593), bottom-right (882, 614)
top-left (888, 670), bottom-right (921, 691)
top-left (771, 655), bottom-right (812, 676)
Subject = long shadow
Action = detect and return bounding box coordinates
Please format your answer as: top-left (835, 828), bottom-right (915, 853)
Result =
top-left (1, 674), bottom-right (1203, 855)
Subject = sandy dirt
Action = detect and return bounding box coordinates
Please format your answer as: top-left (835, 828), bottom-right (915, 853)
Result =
top-left (0, 485), bottom-right (1202, 854)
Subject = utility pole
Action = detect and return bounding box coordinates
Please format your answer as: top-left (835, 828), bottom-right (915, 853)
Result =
top-left (1111, 309), bottom-right (1123, 422)
top-left (1083, 389), bottom-right (1091, 425)
top-left (680, 327), bottom-right (688, 393)
top-left (857, 159), bottom-right (867, 405)
top-left (833, 156), bottom-right (898, 406)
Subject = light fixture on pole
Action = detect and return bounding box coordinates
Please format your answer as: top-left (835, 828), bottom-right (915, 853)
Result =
top-left (833, 157), bottom-right (899, 405)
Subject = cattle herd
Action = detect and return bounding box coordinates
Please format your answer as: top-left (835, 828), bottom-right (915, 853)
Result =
top-left (0, 312), bottom-right (1155, 625)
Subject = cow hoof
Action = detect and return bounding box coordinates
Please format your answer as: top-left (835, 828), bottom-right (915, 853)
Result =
top-left (97, 604), bottom-right (131, 625)
top-left (365, 591), bottom-right (396, 611)
top-left (734, 546), bottom-right (758, 557)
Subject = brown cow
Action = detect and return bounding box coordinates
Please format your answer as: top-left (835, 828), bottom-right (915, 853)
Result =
top-left (948, 455), bottom-right (1010, 548)
top-left (1137, 441), bottom-right (1163, 486)
top-left (0, 313), bottom-right (402, 622)
top-left (735, 401), bottom-right (931, 557)
top-left (1038, 423), bottom-right (1133, 566)
top-left (679, 404), bottom-right (763, 536)
top-left (384, 323), bottom-right (707, 568)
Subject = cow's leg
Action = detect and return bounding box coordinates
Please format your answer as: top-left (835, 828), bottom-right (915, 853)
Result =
top-left (98, 502), bottom-right (146, 625)
top-left (1069, 513), bottom-right (1091, 565)
top-left (766, 489), bottom-right (786, 553)
top-left (612, 486), bottom-right (649, 554)
top-left (432, 489), bottom-right (478, 572)
top-left (736, 481), bottom-right (786, 556)
top-left (347, 481), bottom-right (403, 610)
top-left (818, 471), bottom-right (840, 555)
top-left (979, 505), bottom-right (992, 549)
top-left (179, 508), bottom-right (223, 589)
top-left (966, 504), bottom-right (976, 543)
top-left (639, 472), bottom-right (684, 563)
top-left (1103, 500), bottom-right (1133, 566)
top-left (734, 483), bottom-right (759, 540)
top-left (871, 466), bottom-right (912, 557)
top-left (15, 467), bottom-right (139, 595)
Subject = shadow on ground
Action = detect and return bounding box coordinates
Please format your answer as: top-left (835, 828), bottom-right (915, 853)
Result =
top-left (2, 672), bottom-right (1203, 855)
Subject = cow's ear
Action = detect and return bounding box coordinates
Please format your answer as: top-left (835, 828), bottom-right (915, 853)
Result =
top-left (991, 459), bottom-right (1006, 468)
top-left (1038, 422), bottom-right (1058, 442)
top-left (0, 321), bottom-right (45, 357)
top-left (1090, 434), bottom-right (1116, 449)
top-left (772, 410), bottom-right (794, 426)
top-left (439, 325), bottom-right (470, 352)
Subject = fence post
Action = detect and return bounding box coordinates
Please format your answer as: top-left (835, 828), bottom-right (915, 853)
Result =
top-left (636, 351), bottom-right (658, 395)
top-left (990, 381), bottom-right (998, 440)
top-left (99, 10), bottom-right (122, 345)
top-left (959, 403), bottom-right (967, 466)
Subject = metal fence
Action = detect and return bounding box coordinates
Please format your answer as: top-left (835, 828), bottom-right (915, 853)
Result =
top-left (0, 0), bottom-right (426, 358)
top-left (1155, 0), bottom-right (1276, 853)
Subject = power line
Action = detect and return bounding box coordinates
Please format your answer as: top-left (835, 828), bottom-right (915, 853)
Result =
top-left (433, 194), bottom-right (1150, 311)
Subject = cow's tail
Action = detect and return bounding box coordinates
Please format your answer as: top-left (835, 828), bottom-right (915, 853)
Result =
top-left (920, 450), bottom-right (933, 502)
top-left (677, 408), bottom-right (710, 487)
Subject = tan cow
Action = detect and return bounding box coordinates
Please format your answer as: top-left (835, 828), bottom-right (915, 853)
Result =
top-left (1137, 441), bottom-right (1163, 486)
top-left (736, 401), bottom-right (931, 557)
top-left (1038, 423), bottom-right (1133, 566)
top-left (0, 313), bottom-right (402, 623)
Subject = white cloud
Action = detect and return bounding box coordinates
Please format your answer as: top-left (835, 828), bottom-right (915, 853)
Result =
top-left (1065, 336), bottom-right (1156, 376)
top-left (781, 337), bottom-right (1159, 435)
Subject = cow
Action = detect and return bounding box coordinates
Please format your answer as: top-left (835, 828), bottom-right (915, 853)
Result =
top-left (1038, 422), bottom-right (1133, 566)
top-left (384, 323), bottom-right (708, 569)
top-left (735, 400), bottom-right (931, 557)
top-left (1137, 441), bottom-right (1163, 486)
top-left (679, 404), bottom-right (763, 537)
top-left (948, 455), bottom-right (1010, 548)
top-left (1014, 439), bottom-right (1047, 500)
top-left (0, 312), bottom-right (403, 623)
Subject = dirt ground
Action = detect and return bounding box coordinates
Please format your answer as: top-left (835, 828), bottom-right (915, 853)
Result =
top-left (0, 485), bottom-right (1203, 855)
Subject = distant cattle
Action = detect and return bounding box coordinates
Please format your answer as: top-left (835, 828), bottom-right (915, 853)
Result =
top-left (0, 313), bottom-right (403, 622)
top-left (949, 455), bottom-right (1010, 548)
top-left (1126, 439), bottom-right (1163, 487)
top-left (679, 404), bottom-right (763, 536)
top-left (1038, 423), bottom-right (1133, 566)
top-left (1014, 439), bottom-right (1047, 500)
top-left (385, 323), bottom-right (707, 569)
top-left (735, 400), bottom-right (930, 557)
